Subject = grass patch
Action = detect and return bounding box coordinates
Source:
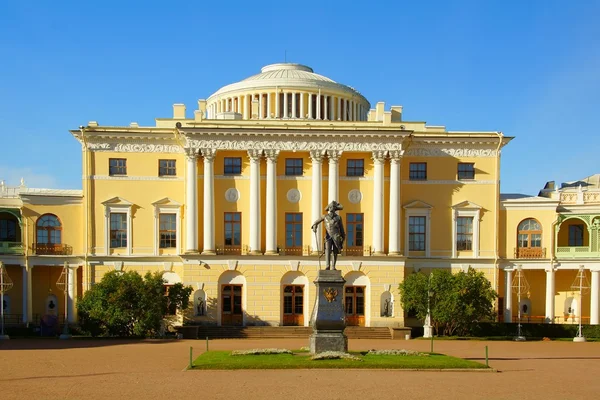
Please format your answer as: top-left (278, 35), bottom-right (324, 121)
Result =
top-left (190, 351), bottom-right (487, 370)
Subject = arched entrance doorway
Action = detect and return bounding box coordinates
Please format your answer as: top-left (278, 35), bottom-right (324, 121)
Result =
top-left (281, 272), bottom-right (309, 326)
top-left (344, 272), bottom-right (370, 327)
top-left (218, 271), bottom-right (246, 326)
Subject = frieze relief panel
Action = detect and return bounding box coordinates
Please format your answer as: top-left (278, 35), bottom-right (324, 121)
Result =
top-left (405, 147), bottom-right (498, 158)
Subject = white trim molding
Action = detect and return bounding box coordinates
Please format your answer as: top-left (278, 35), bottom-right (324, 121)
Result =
top-left (151, 198), bottom-right (182, 256)
top-left (403, 201), bottom-right (433, 257)
top-left (102, 197), bottom-right (133, 256)
top-left (452, 201), bottom-right (482, 258)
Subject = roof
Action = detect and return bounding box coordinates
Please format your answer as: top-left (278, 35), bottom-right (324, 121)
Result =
top-left (561, 174), bottom-right (600, 189)
top-left (20, 188), bottom-right (83, 197)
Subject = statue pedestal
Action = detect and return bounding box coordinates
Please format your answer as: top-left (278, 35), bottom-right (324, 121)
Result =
top-left (309, 270), bottom-right (347, 354)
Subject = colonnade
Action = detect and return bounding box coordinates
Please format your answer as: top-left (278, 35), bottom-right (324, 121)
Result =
top-left (504, 268), bottom-right (600, 325)
top-left (206, 91), bottom-right (368, 121)
top-left (183, 148), bottom-right (402, 256)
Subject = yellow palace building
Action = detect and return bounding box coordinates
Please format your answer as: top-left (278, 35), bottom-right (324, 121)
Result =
top-left (1, 63), bottom-right (598, 330)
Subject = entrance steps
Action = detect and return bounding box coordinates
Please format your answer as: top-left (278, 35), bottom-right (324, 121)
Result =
top-left (179, 326), bottom-right (395, 340)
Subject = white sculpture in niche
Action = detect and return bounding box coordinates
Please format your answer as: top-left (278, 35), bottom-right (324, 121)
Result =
top-left (225, 188), bottom-right (239, 202)
top-left (348, 189), bottom-right (362, 204)
top-left (287, 189), bottom-right (301, 203)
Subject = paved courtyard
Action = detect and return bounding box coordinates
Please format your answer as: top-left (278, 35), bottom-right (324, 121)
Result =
top-left (1, 338), bottom-right (599, 399)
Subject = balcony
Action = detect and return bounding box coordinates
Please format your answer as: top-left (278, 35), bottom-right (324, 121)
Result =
top-left (514, 247), bottom-right (547, 259)
top-left (216, 245), bottom-right (242, 256)
top-left (0, 241), bottom-right (24, 255)
top-left (33, 243), bottom-right (73, 255)
top-left (556, 246), bottom-right (599, 259)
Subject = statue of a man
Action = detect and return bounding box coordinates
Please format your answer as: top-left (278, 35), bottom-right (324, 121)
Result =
top-left (311, 201), bottom-right (345, 270)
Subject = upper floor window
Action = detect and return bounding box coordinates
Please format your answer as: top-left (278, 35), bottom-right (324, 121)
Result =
top-left (110, 213), bottom-right (127, 248)
top-left (36, 214), bottom-right (62, 245)
top-left (346, 213), bottom-right (364, 254)
top-left (347, 159), bottom-right (364, 177)
top-left (569, 224), bottom-right (584, 246)
top-left (159, 159), bottom-right (176, 176)
top-left (224, 157), bottom-right (242, 175)
top-left (516, 218), bottom-right (543, 258)
top-left (0, 214), bottom-right (18, 242)
top-left (285, 213), bottom-right (303, 251)
top-left (409, 163), bottom-right (427, 180)
top-left (456, 216), bottom-right (473, 251)
top-left (224, 212), bottom-right (242, 252)
top-left (457, 163), bottom-right (475, 180)
top-left (109, 158), bottom-right (127, 176)
top-left (159, 214), bottom-right (177, 248)
top-left (285, 159), bottom-right (303, 176)
top-left (408, 216), bottom-right (426, 251)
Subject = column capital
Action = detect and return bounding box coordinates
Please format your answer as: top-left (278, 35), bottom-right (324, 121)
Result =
top-left (309, 150), bottom-right (325, 163)
top-left (389, 150), bottom-right (404, 161)
top-left (184, 147), bottom-right (198, 161)
top-left (265, 149), bottom-right (280, 162)
top-left (248, 149), bottom-right (263, 161)
top-left (372, 150), bottom-right (388, 163)
top-left (327, 150), bottom-right (342, 162)
top-left (545, 267), bottom-right (558, 273)
top-left (200, 148), bottom-right (216, 162)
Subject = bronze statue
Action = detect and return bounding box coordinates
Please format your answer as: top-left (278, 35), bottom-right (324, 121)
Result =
top-left (311, 201), bottom-right (345, 270)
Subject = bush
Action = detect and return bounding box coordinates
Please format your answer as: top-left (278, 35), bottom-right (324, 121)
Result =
top-left (77, 271), bottom-right (192, 337)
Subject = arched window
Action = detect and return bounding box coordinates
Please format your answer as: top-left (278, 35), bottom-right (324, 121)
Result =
top-left (516, 218), bottom-right (543, 258)
top-left (37, 214), bottom-right (62, 248)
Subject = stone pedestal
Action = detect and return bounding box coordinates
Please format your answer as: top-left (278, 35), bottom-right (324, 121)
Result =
top-left (309, 270), bottom-right (347, 354)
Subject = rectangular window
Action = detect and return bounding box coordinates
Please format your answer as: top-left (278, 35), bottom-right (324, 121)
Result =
top-left (347, 159), bottom-right (364, 177)
top-left (224, 212), bottom-right (242, 248)
top-left (285, 213), bottom-right (303, 251)
top-left (569, 224), bottom-right (584, 246)
top-left (110, 213), bottom-right (127, 248)
top-left (109, 158), bottom-right (127, 176)
top-left (346, 213), bottom-right (364, 254)
top-left (457, 163), bottom-right (475, 180)
top-left (408, 216), bottom-right (426, 251)
top-left (285, 159), bottom-right (303, 176)
top-left (456, 216), bottom-right (473, 251)
top-left (159, 159), bottom-right (176, 176)
top-left (409, 163), bottom-right (427, 180)
top-left (159, 213), bottom-right (177, 248)
top-left (224, 157), bottom-right (242, 175)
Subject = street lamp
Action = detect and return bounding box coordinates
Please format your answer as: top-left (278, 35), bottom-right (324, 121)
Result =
top-left (511, 265), bottom-right (529, 341)
top-left (56, 261), bottom-right (72, 339)
top-left (0, 262), bottom-right (14, 340)
top-left (570, 265), bottom-right (590, 342)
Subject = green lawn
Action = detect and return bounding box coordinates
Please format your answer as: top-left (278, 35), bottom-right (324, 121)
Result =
top-left (190, 351), bottom-right (488, 370)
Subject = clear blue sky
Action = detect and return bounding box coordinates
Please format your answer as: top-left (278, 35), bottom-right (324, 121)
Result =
top-left (1, 0), bottom-right (599, 195)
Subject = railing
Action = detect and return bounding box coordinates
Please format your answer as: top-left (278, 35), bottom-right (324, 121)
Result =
top-left (216, 245), bottom-right (241, 255)
top-left (0, 314), bottom-right (24, 325)
top-left (344, 247), bottom-right (364, 256)
top-left (33, 243), bottom-right (73, 255)
top-left (514, 247), bottom-right (546, 259)
top-left (282, 247), bottom-right (303, 256)
top-left (512, 315), bottom-right (590, 324)
top-left (556, 246), bottom-right (598, 258)
top-left (0, 241), bottom-right (24, 255)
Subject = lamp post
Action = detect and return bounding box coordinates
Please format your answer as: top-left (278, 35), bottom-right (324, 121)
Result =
top-left (571, 265), bottom-right (590, 342)
top-left (511, 265), bottom-right (529, 341)
top-left (428, 273), bottom-right (434, 353)
top-left (56, 261), bottom-right (71, 339)
top-left (0, 262), bottom-right (14, 340)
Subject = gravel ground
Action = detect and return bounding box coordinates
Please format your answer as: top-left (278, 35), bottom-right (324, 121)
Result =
top-left (1, 338), bottom-right (599, 399)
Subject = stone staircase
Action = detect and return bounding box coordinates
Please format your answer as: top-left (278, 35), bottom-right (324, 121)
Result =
top-left (178, 325), bottom-right (395, 340)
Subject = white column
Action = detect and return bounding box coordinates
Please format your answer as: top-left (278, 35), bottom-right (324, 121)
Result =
top-left (327, 151), bottom-right (341, 203)
top-left (324, 95), bottom-right (329, 120)
top-left (68, 266), bottom-right (75, 323)
top-left (292, 92), bottom-right (297, 118)
top-left (372, 151), bottom-right (386, 255)
top-left (185, 149), bottom-right (199, 253)
top-left (249, 150), bottom-right (262, 254)
top-left (329, 96), bottom-right (334, 120)
top-left (265, 150), bottom-right (280, 255)
top-left (545, 268), bottom-right (556, 323)
top-left (505, 269), bottom-right (513, 323)
top-left (22, 266), bottom-right (28, 323)
top-left (310, 150), bottom-right (323, 255)
top-left (308, 94), bottom-right (313, 119)
top-left (317, 91), bottom-right (321, 120)
top-left (275, 90), bottom-right (280, 118)
top-left (244, 95), bottom-right (250, 119)
top-left (201, 149), bottom-right (216, 255)
top-left (388, 151), bottom-right (402, 255)
top-left (26, 265), bottom-right (33, 322)
top-left (300, 93), bottom-right (305, 119)
top-left (258, 93), bottom-right (263, 119)
top-left (337, 97), bottom-right (342, 120)
top-left (283, 92), bottom-right (289, 118)
top-left (591, 270), bottom-right (600, 325)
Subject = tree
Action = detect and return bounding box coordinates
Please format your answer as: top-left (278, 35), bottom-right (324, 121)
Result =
top-left (399, 268), bottom-right (497, 336)
top-left (77, 271), bottom-right (193, 337)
